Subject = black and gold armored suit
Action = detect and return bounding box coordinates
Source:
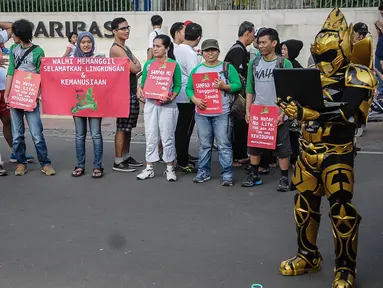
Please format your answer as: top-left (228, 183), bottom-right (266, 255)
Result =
top-left (277, 8), bottom-right (377, 288)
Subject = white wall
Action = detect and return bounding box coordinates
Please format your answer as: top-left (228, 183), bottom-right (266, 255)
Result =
top-left (0, 8), bottom-right (379, 66)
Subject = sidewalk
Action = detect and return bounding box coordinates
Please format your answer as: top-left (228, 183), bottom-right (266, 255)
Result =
top-left (39, 114), bottom-right (146, 141)
top-left (356, 122), bottom-right (383, 151)
top-left (38, 113), bottom-right (201, 143)
top-left (3, 115), bottom-right (383, 151)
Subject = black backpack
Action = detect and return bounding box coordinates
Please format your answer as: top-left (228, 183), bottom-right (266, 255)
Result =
top-left (222, 61), bottom-right (246, 120)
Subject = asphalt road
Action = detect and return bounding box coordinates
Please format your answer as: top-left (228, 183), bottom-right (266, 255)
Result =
top-left (0, 135), bottom-right (382, 288)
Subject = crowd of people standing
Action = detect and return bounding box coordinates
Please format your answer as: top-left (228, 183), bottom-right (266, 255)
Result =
top-left (0, 12), bottom-right (379, 191)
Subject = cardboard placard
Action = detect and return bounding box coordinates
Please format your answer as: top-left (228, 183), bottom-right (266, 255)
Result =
top-left (143, 61), bottom-right (176, 100)
top-left (247, 104), bottom-right (279, 149)
top-left (192, 72), bottom-right (222, 114)
top-left (8, 70), bottom-right (40, 112)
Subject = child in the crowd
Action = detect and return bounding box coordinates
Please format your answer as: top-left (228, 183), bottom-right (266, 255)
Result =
top-left (63, 31), bottom-right (77, 57)
top-left (71, 32), bottom-right (104, 179)
top-left (186, 39), bottom-right (241, 186)
top-left (137, 34), bottom-right (182, 181)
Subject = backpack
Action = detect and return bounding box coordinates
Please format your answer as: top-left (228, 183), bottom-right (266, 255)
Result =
top-left (222, 61), bottom-right (247, 120)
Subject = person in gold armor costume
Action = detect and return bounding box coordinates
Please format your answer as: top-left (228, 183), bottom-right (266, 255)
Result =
top-left (276, 8), bottom-right (377, 288)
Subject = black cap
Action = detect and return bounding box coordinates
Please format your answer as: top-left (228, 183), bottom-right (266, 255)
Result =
top-left (354, 22), bottom-right (369, 34)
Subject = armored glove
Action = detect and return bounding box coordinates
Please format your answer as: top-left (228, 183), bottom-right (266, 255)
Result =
top-left (276, 96), bottom-right (319, 121)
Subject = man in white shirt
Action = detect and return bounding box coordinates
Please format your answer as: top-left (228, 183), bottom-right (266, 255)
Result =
top-left (174, 23), bottom-right (202, 173)
top-left (147, 15), bottom-right (165, 60)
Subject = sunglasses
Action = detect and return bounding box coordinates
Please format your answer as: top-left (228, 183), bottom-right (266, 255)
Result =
top-left (116, 26), bottom-right (131, 31)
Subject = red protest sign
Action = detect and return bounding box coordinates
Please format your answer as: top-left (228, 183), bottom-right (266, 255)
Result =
top-left (143, 61), bottom-right (176, 100)
top-left (192, 72), bottom-right (222, 114)
top-left (8, 70), bottom-right (40, 112)
top-left (40, 57), bottom-right (130, 118)
top-left (247, 104), bottom-right (279, 149)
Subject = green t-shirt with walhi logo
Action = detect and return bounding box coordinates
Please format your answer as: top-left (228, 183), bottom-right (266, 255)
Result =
top-left (7, 43), bottom-right (45, 76)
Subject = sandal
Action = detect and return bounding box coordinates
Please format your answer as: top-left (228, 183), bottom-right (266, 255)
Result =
top-left (72, 167), bottom-right (85, 177)
top-left (92, 168), bottom-right (104, 179)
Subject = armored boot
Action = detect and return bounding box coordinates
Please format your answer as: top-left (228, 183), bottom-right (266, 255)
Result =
top-left (330, 202), bottom-right (361, 288)
top-left (280, 193), bottom-right (323, 276)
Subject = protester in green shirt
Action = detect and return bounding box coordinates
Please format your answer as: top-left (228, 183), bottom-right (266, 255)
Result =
top-left (137, 34), bottom-right (182, 181)
top-left (186, 39), bottom-right (241, 186)
top-left (4, 19), bottom-right (55, 176)
top-left (242, 28), bottom-right (293, 192)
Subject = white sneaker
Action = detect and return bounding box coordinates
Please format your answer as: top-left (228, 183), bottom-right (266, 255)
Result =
top-left (137, 167), bottom-right (155, 180)
top-left (165, 168), bottom-right (177, 182)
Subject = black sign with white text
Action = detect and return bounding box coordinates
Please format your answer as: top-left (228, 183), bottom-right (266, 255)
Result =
top-left (33, 21), bottom-right (114, 38)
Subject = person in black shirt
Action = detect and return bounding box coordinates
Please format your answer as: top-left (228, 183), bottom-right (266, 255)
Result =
top-left (281, 39), bottom-right (303, 68)
top-left (224, 21), bottom-right (255, 167)
top-left (281, 39), bottom-right (303, 172)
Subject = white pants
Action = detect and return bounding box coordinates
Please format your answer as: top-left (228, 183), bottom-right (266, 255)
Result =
top-left (144, 102), bottom-right (179, 163)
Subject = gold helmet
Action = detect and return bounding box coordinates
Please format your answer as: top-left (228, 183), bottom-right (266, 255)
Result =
top-left (311, 8), bottom-right (353, 76)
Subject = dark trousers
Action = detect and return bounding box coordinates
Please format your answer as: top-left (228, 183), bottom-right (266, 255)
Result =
top-left (175, 103), bottom-right (195, 167)
top-left (232, 118), bottom-right (248, 160)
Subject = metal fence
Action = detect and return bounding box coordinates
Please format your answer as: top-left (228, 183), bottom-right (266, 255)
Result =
top-left (0, 0), bottom-right (379, 12)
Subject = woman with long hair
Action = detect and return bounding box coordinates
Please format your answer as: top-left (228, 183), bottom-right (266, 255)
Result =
top-left (137, 34), bottom-right (182, 181)
top-left (71, 32), bottom-right (104, 179)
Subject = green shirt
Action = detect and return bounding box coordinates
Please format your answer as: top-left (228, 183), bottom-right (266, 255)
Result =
top-left (7, 44), bottom-right (45, 76)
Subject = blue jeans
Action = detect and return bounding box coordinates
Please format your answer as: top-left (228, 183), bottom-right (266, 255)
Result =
top-left (375, 55), bottom-right (383, 99)
top-left (10, 104), bottom-right (51, 166)
top-left (73, 116), bottom-right (103, 169)
top-left (195, 112), bottom-right (233, 179)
